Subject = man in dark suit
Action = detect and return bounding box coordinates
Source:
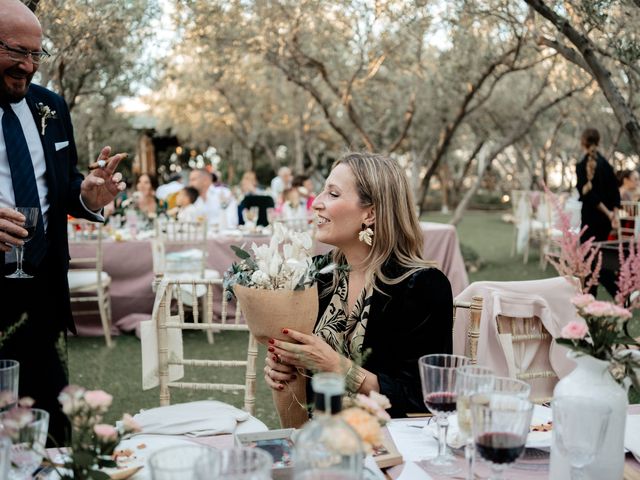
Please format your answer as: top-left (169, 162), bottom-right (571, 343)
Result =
top-left (0, 0), bottom-right (126, 444)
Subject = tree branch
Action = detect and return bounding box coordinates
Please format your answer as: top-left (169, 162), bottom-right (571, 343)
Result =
top-left (536, 36), bottom-right (592, 73)
top-left (387, 93), bottom-right (416, 154)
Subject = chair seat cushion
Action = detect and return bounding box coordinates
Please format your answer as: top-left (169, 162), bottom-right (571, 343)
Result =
top-left (68, 270), bottom-right (111, 291)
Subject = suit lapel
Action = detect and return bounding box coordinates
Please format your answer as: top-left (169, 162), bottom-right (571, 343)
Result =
top-left (25, 92), bottom-right (59, 202)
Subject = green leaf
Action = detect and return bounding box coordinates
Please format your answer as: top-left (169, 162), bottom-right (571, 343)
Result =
top-left (72, 451), bottom-right (95, 469)
top-left (230, 245), bottom-right (251, 260)
top-left (87, 469), bottom-right (111, 480)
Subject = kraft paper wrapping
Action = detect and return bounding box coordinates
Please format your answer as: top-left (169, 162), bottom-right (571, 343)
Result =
top-left (233, 284), bottom-right (319, 428)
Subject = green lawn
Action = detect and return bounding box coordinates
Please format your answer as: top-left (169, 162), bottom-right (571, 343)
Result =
top-left (68, 210), bottom-right (638, 425)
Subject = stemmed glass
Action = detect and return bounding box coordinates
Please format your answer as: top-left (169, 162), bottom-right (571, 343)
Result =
top-left (419, 354), bottom-right (470, 475)
top-left (455, 365), bottom-right (495, 480)
top-left (6, 207), bottom-right (39, 279)
top-left (0, 360), bottom-right (20, 411)
top-left (552, 396), bottom-right (611, 480)
top-left (470, 393), bottom-right (533, 480)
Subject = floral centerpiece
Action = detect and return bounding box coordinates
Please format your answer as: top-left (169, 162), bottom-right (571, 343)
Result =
top-left (340, 391), bottom-right (391, 455)
top-left (51, 386), bottom-right (140, 479)
top-left (224, 223), bottom-right (336, 428)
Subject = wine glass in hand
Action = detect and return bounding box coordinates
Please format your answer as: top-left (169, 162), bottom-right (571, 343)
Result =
top-left (5, 207), bottom-right (39, 279)
top-left (552, 396), bottom-right (611, 480)
top-left (419, 354), bottom-right (470, 475)
top-left (471, 393), bottom-right (533, 480)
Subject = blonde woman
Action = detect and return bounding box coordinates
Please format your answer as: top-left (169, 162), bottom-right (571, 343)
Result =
top-left (576, 128), bottom-right (621, 243)
top-left (264, 152), bottom-right (453, 417)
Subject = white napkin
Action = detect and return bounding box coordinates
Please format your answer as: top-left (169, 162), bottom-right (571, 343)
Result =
top-left (396, 461), bottom-right (434, 480)
top-left (387, 419), bottom-right (439, 462)
top-left (625, 415), bottom-right (640, 461)
top-left (133, 400), bottom-right (252, 437)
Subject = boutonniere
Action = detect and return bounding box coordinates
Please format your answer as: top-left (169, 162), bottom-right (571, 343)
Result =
top-left (36, 102), bottom-right (57, 135)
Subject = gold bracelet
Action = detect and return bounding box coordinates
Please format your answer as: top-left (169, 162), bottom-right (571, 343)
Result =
top-left (344, 361), bottom-right (367, 394)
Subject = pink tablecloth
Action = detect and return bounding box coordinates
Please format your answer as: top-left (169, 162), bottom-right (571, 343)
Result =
top-left (70, 222), bottom-right (468, 337)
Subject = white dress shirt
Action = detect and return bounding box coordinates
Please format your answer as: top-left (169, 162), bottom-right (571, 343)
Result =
top-left (193, 185), bottom-right (238, 228)
top-left (1, 99), bottom-right (100, 262)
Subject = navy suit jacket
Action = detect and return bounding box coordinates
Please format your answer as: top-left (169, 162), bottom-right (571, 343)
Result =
top-left (1, 83), bottom-right (96, 333)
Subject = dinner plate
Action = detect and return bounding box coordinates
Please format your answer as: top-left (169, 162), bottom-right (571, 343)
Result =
top-left (46, 436), bottom-right (199, 480)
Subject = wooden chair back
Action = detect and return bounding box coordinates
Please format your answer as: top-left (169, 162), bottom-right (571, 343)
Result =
top-left (152, 276), bottom-right (257, 414)
top-left (453, 295), bottom-right (483, 363)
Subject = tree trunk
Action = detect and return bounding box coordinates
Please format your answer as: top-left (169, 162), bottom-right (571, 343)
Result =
top-left (525, 0), bottom-right (640, 157)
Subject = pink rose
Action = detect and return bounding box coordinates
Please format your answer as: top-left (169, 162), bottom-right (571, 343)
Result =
top-left (561, 321), bottom-right (589, 340)
top-left (611, 304), bottom-right (632, 319)
top-left (94, 424), bottom-right (118, 441)
top-left (571, 294), bottom-right (595, 308)
top-left (84, 390), bottom-right (113, 410)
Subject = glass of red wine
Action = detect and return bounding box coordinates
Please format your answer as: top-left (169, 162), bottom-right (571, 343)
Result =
top-left (418, 353), bottom-right (470, 474)
top-left (6, 207), bottom-right (39, 279)
top-left (470, 393), bottom-right (533, 480)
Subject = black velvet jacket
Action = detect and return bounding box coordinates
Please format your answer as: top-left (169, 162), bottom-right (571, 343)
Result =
top-left (315, 258), bottom-right (453, 417)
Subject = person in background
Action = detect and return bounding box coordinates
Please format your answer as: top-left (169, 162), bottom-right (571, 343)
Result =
top-left (0, 0), bottom-right (127, 445)
top-left (134, 173), bottom-right (165, 218)
top-left (264, 152), bottom-right (453, 417)
top-left (189, 168), bottom-right (238, 228)
top-left (292, 174), bottom-right (316, 210)
top-left (270, 166), bottom-right (292, 203)
top-left (576, 128), bottom-right (620, 243)
top-left (618, 169), bottom-right (640, 202)
top-left (167, 186), bottom-right (200, 222)
top-left (279, 187), bottom-right (307, 221)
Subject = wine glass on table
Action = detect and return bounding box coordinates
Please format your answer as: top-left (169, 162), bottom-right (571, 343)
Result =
top-left (552, 396), bottom-right (611, 480)
top-left (418, 354), bottom-right (470, 475)
top-left (5, 207), bottom-right (39, 279)
top-left (455, 365), bottom-right (495, 480)
top-left (470, 393), bottom-right (533, 480)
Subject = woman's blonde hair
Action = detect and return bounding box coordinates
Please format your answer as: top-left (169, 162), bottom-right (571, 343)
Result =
top-left (328, 152), bottom-right (431, 290)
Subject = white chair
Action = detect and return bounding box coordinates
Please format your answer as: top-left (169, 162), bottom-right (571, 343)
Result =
top-left (452, 295), bottom-right (483, 364)
top-left (510, 190), bottom-right (553, 266)
top-left (453, 278), bottom-right (580, 404)
top-left (152, 218), bottom-right (220, 343)
top-left (67, 220), bottom-right (113, 347)
top-left (151, 276), bottom-right (257, 414)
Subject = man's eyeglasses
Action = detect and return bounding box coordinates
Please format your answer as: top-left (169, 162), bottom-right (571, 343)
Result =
top-left (0, 39), bottom-right (50, 65)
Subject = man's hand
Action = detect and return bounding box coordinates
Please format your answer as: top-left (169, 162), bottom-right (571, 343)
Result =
top-left (0, 208), bottom-right (27, 252)
top-left (80, 146), bottom-right (127, 211)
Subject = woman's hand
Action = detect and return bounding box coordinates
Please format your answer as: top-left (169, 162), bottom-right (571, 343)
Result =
top-left (268, 328), bottom-right (347, 374)
top-left (263, 354), bottom-right (296, 391)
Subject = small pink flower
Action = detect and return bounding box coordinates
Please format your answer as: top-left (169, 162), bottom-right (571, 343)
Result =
top-left (611, 305), bottom-right (632, 319)
top-left (18, 397), bottom-right (34, 408)
top-left (583, 300), bottom-right (614, 317)
top-left (94, 424), bottom-right (118, 441)
top-left (58, 385), bottom-right (86, 415)
top-left (561, 321), bottom-right (589, 340)
top-left (0, 391), bottom-right (16, 409)
top-left (571, 294), bottom-right (595, 308)
top-left (84, 390), bottom-right (113, 410)
top-left (121, 413), bottom-right (141, 433)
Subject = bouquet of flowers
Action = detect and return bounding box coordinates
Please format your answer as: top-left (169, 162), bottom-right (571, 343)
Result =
top-left (340, 391), bottom-right (391, 454)
top-left (224, 223), bottom-right (336, 428)
top-left (52, 386), bottom-right (141, 479)
top-left (545, 187), bottom-right (640, 388)
top-left (559, 295), bottom-right (640, 388)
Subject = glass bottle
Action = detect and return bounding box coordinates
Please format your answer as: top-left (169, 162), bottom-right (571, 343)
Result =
top-left (293, 373), bottom-right (364, 479)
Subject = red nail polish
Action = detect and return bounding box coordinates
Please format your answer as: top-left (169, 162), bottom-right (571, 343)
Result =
top-left (272, 355), bottom-right (278, 362)
top-left (278, 384), bottom-right (284, 390)
top-left (282, 328), bottom-right (289, 334)
top-left (268, 346), bottom-right (275, 353)
top-left (268, 338), bottom-right (275, 345)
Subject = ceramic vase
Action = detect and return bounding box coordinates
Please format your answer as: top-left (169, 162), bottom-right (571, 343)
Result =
top-left (549, 352), bottom-right (627, 480)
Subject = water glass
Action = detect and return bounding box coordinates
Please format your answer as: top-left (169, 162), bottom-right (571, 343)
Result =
top-left (492, 376), bottom-right (531, 399)
top-left (455, 365), bottom-right (494, 480)
top-left (1, 408), bottom-right (49, 480)
top-left (148, 444), bottom-right (211, 480)
top-left (419, 354), bottom-right (470, 475)
top-left (0, 360), bottom-right (19, 410)
top-left (471, 393), bottom-right (533, 480)
top-left (196, 447), bottom-right (272, 480)
top-left (0, 436), bottom-right (11, 480)
top-left (552, 396), bottom-right (611, 480)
